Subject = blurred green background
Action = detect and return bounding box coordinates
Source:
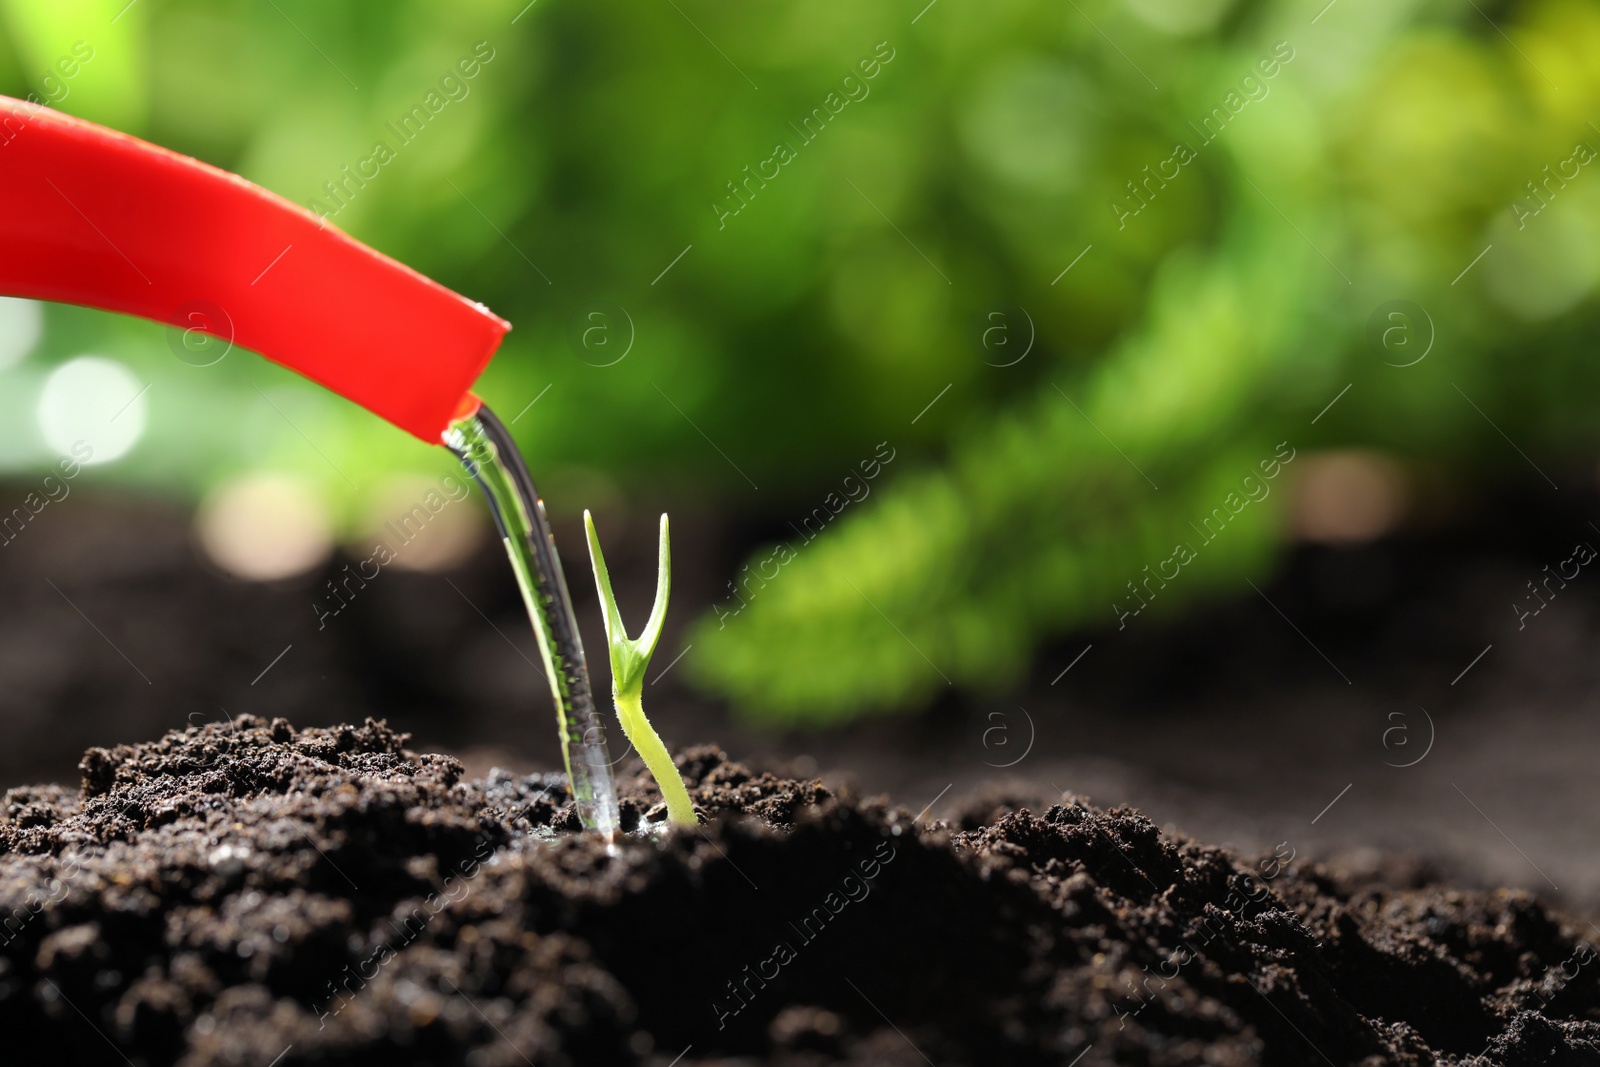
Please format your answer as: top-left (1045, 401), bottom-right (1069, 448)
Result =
top-left (2, 0), bottom-right (1598, 724)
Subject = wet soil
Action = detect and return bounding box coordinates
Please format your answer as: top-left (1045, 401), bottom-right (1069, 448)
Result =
top-left (3, 716), bottom-right (1598, 1065)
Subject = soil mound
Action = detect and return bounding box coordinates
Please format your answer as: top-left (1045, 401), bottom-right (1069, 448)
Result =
top-left (1, 715), bottom-right (1595, 1065)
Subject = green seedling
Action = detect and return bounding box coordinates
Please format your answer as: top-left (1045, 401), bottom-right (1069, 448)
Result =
top-left (584, 511), bottom-right (698, 827)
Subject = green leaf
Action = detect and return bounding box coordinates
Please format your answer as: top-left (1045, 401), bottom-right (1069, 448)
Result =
top-left (584, 510), bottom-right (695, 827)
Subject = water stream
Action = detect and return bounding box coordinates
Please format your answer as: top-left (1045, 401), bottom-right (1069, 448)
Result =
top-left (443, 404), bottom-right (621, 836)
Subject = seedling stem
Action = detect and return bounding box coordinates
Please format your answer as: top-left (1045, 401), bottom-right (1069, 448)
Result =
top-left (585, 511), bottom-right (697, 827)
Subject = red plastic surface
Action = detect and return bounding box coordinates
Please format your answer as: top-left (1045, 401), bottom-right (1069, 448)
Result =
top-left (0, 96), bottom-right (508, 442)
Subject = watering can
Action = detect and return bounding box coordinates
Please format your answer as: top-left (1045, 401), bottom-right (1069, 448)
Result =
top-left (0, 95), bottom-right (508, 440)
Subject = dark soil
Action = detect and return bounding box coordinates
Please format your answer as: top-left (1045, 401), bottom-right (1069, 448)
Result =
top-left (3, 717), bottom-right (1599, 1065)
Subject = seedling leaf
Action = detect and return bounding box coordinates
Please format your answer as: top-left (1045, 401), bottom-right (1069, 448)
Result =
top-left (584, 511), bottom-right (697, 827)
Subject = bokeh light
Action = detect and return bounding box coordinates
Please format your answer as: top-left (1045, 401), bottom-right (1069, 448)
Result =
top-left (36, 355), bottom-right (146, 464)
top-left (195, 472), bottom-right (333, 582)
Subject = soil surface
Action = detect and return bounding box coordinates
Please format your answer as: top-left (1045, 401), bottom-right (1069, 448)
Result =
top-left (10, 488), bottom-right (1600, 914)
top-left (3, 717), bottom-right (1598, 1065)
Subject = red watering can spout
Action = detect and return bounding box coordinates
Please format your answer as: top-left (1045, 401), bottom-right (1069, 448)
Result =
top-left (0, 95), bottom-right (507, 442)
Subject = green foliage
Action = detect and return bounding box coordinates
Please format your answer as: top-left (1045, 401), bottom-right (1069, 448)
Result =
top-left (693, 219), bottom-right (1321, 719)
top-left (4, 2), bottom-right (1600, 721)
top-left (685, 0), bottom-right (1600, 720)
top-left (585, 512), bottom-right (695, 827)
